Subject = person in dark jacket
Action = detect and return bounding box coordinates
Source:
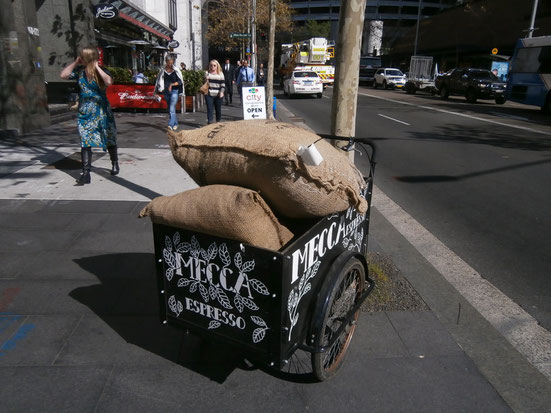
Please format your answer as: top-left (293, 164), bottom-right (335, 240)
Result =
top-left (222, 58), bottom-right (235, 105)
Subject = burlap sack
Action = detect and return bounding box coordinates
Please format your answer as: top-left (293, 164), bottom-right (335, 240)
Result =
top-left (139, 185), bottom-right (294, 251)
top-left (167, 120), bottom-right (367, 218)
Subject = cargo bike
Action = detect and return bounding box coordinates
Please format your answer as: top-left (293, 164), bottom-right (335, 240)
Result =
top-left (151, 136), bottom-right (376, 381)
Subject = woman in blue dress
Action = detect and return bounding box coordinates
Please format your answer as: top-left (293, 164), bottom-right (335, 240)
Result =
top-left (60, 46), bottom-right (118, 185)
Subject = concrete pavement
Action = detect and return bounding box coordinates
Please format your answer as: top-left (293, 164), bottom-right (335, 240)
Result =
top-left (0, 99), bottom-right (545, 412)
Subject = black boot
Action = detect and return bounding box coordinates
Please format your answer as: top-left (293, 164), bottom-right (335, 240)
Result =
top-left (107, 145), bottom-right (119, 176)
top-left (76, 147), bottom-right (92, 185)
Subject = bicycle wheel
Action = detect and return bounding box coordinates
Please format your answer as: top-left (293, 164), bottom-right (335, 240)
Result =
top-left (311, 257), bottom-right (366, 381)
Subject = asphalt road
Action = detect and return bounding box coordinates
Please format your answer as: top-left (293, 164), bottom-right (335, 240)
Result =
top-left (277, 85), bottom-right (551, 332)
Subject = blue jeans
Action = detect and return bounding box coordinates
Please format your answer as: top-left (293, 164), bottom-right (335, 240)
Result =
top-left (205, 94), bottom-right (222, 124)
top-left (163, 90), bottom-right (179, 128)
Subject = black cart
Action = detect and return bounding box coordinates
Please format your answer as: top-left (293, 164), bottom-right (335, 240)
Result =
top-left (152, 137), bottom-right (376, 381)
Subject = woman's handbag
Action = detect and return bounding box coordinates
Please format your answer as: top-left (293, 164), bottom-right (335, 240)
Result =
top-left (199, 80), bottom-right (209, 95)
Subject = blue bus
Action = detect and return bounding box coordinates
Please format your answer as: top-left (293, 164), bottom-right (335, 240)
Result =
top-left (506, 36), bottom-right (551, 112)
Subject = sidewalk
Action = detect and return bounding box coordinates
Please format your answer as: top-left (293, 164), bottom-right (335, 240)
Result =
top-left (0, 101), bottom-right (544, 412)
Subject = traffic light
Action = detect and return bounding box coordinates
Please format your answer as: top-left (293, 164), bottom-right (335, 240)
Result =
top-left (260, 33), bottom-right (266, 41)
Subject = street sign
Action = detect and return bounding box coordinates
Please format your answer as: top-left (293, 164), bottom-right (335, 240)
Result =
top-left (242, 86), bottom-right (266, 120)
top-left (230, 32), bottom-right (252, 39)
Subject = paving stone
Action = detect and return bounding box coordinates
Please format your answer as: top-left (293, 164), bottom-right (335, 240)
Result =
top-left (11, 251), bottom-right (154, 281)
top-left (0, 315), bottom-right (80, 366)
top-left (96, 364), bottom-right (304, 413)
top-left (53, 315), bottom-right (183, 366)
top-left (0, 366), bottom-right (111, 413)
top-left (0, 280), bottom-right (124, 315)
top-left (69, 230), bottom-right (153, 253)
top-left (356, 312), bottom-right (409, 358)
top-left (386, 310), bottom-right (464, 357)
top-left (45, 200), bottom-right (140, 214)
top-left (0, 229), bottom-right (79, 252)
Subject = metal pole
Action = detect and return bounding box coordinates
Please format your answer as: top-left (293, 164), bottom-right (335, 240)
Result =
top-left (252, 0), bottom-right (257, 76)
top-left (330, 0), bottom-right (367, 160)
top-left (413, 0), bottom-right (422, 56)
top-left (266, 0), bottom-right (276, 119)
top-left (527, 0), bottom-right (539, 38)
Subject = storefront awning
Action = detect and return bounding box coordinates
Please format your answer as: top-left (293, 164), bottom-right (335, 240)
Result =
top-left (92, 0), bottom-right (174, 41)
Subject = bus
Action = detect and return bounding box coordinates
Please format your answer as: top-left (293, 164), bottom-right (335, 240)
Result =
top-left (506, 36), bottom-right (551, 112)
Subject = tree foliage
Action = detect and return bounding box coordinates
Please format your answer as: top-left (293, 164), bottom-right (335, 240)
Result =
top-left (206, 0), bottom-right (293, 50)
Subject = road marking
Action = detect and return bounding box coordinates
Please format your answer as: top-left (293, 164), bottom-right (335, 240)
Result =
top-left (377, 113), bottom-right (410, 125)
top-left (373, 184), bottom-right (551, 380)
top-left (359, 92), bottom-right (551, 137)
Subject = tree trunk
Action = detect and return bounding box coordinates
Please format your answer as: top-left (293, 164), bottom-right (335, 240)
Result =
top-left (266, 0), bottom-right (276, 120)
top-left (330, 0), bottom-right (367, 159)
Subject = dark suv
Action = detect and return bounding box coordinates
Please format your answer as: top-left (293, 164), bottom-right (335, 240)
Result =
top-left (436, 68), bottom-right (506, 104)
top-left (359, 56), bottom-right (382, 85)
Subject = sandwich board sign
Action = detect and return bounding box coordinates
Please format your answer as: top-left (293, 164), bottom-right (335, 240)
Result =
top-left (242, 86), bottom-right (266, 120)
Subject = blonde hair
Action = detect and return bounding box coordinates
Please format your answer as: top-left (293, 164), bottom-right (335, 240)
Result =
top-left (80, 46), bottom-right (105, 90)
top-left (209, 60), bottom-right (222, 75)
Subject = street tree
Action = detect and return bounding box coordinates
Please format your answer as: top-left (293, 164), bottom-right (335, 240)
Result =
top-left (206, 0), bottom-right (293, 50)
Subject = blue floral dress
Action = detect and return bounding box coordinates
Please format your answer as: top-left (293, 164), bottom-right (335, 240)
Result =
top-left (69, 67), bottom-right (117, 150)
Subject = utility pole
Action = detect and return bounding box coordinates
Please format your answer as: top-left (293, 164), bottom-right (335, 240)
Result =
top-left (527, 0), bottom-right (539, 38)
top-left (266, 0), bottom-right (276, 119)
top-left (330, 0), bottom-right (367, 159)
top-left (414, 0), bottom-right (422, 55)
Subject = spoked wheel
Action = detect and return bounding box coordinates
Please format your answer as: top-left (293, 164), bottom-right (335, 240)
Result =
top-left (311, 258), bottom-right (366, 381)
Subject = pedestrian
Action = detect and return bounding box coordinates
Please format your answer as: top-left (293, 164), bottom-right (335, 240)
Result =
top-left (205, 59), bottom-right (225, 124)
top-left (236, 59), bottom-right (255, 104)
top-left (154, 56), bottom-right (184, 130)
top-left (257, 63), bottom-right (266, 86)
top-left (222, 58), bottom-right (235, 105)
top-left (60, 46), bottom-right (118, 185)
top-left (180, 62), bottom-right (186, 71)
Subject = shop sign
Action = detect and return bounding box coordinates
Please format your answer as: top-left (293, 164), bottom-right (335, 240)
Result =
top-left (168, 40), bottom-right (180, 49)
top-left (107, 84), bottom-right (182, 110)
top-left (94, 3), bottom-right (119, 20)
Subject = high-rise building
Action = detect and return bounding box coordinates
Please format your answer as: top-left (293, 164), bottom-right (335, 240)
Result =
top-left (288, 0), bottom-right (461, 55)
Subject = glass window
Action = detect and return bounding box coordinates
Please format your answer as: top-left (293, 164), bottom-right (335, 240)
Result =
top-left (294, 72), bottom-right (318, 78)
top-left (512, 47), bottom-right (541, 73)
top-left (386, 69), bottom-right (403, 76)
top-left (169, 0), bottom-right (177, 29)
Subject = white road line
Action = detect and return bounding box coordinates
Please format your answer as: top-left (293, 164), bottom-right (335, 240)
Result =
top-left (359, 92), bottom-right (551, 137)
top-left (373, 184), bottom-right (551, 380)
top-left (377, 113), bottom-right (410, 125)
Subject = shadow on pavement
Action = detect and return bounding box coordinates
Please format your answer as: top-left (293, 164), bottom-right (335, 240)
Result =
top-left (70, 253), bottom-right (255, 384)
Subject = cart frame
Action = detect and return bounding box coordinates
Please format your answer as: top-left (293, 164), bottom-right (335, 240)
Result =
top-left (152, 137), bottom-right (376, 379)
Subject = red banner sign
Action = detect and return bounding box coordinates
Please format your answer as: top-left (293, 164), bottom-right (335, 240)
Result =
top-left (106, 84), bottom-right (182, 110)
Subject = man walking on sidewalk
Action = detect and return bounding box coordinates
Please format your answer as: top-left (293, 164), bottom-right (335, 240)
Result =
top-left (236, 59), bottom-right (255, 105)
top-left (222, 58), bottom-right (235, 105)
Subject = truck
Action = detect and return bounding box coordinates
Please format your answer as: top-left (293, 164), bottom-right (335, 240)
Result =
top-left (506, 35), bottom-right (551, 112)
top-left (359, 56), bottom-right (382, 85)
top-left (404, 56), bottom-right (437, 95)
top-left (435, 68), bottom-right (506, 104)
top-left (279, 38), bottom-right (335, 87)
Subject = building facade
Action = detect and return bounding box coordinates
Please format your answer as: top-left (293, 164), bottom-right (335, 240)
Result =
top-left (289, 0), bottom-right (461, 55)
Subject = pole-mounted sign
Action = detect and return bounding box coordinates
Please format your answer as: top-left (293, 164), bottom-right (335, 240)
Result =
top-left (230, 33), bottom-right (252, 39)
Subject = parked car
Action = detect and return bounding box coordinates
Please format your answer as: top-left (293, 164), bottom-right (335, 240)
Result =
top-left (283, 70), bottom-right (323, 98)
top-left (436, 68), bottom-right (506, 104)
top-left (373, 68), bottom-right (407, 89)
top-left (359, 56), bottom-right (382, 85)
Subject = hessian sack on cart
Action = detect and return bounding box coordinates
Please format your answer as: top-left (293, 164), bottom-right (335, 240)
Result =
top-left (139, 185), bottom-right (294, 250)
top-left (167, 120), bottom-right (367, 219)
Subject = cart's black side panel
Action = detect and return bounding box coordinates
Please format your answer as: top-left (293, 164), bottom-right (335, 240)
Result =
top-left (153, 224), bottom-right (284, 364)
top-left (281, 188), bottom-right (369, 358)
